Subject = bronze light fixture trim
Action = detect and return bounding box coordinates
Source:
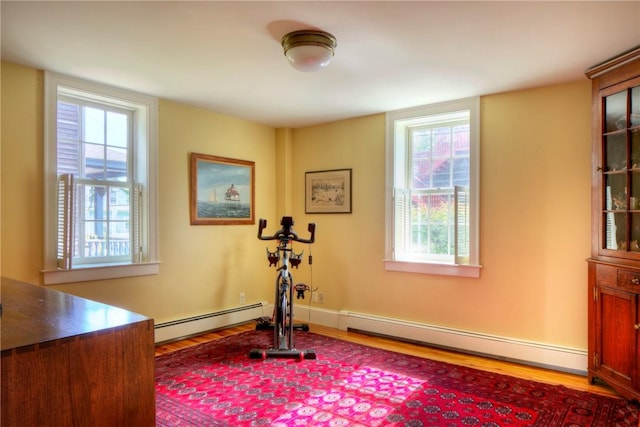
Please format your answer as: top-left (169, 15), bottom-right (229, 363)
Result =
top-left (281, 29), bottom-right (337, 72)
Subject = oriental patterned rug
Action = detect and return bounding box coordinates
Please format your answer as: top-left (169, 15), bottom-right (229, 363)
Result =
top-left (155, 330), bottom-right (639, 426)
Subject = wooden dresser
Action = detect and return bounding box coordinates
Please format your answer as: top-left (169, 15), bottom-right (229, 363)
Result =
top-left (1, 277), bottom-right (156, 426)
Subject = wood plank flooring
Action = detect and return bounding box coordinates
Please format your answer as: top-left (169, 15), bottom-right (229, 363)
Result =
top-left (155, 322), bottom-right (619, 399)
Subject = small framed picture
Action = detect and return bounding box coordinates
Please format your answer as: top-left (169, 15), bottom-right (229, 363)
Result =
top-left (190, 153), bottom-right (255, 225)
top-left (305, 169), bottom-right (352, 214)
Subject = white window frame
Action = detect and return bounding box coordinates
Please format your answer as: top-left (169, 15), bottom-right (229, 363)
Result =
top-left (43, 72), bottom-right (160, 284)
top-left (384, 97), bottom-right (481, 278)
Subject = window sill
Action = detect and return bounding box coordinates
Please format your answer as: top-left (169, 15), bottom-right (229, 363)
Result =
top-left (42, 262), bottom-right (160, 285)
top-left (384, 259), bottom-right (481, 278)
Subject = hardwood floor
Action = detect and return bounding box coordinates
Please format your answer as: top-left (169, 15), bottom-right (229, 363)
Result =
top-left (155, 322), bottom-right (620, 399)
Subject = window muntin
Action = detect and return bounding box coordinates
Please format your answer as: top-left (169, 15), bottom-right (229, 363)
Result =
top-left (74, 180), bottom-right (133, 265)
top-left (385, 98), bottom-right (480, 277)
top-left (44, 73), bottom-right (159, 284)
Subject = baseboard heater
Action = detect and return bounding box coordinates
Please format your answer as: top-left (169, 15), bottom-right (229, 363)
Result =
top-left (154, 301), bottom-right (266, 344)
top-left (340, 310), bottom-right (588, 375)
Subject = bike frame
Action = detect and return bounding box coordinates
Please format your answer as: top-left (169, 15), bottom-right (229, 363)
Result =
top-left (275, 238), bottom-right (294, 350)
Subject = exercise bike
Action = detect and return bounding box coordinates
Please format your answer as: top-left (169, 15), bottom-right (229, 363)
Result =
top-left (249, 216), bottom-right (316, 360)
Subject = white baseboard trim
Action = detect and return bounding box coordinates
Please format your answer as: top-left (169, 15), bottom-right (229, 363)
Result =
top-left (293, 304), bottom-right (338, 328)
top-left (295, 306), bottom-right (587, 375)
top-left (154, 301), bottom-right (268, 343)
top-left (158, 302), bottom-right (588, 374)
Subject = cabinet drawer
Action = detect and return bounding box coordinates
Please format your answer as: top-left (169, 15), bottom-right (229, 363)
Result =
top-left (595, 263), bottom-right (617, 287)
top-left (617, 269), bottom-right (640, 292)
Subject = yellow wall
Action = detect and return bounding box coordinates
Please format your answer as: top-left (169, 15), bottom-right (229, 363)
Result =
top-left (290, 81), bottom-right (591, 349)
top-left (1, 62), bottom-right (277, 322)
top-left (1, 63), bottom-right (44, 283)
top-left (1, 60), bottom-right (592, 349)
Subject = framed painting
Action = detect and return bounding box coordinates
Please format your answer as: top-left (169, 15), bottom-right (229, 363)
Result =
top-left (190, 153), bottom-right (255, 225)
top-left (305, 169), bottom-right (352, 214)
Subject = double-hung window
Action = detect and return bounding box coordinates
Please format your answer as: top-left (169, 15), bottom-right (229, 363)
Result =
top-left (385, 97), bottom-right (481, 278)
top-left (43, 73), bottom-right (159, 284)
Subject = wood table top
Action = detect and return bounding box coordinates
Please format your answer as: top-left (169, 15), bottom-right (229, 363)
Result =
top-left (1, 276), bottom-right (150, 351)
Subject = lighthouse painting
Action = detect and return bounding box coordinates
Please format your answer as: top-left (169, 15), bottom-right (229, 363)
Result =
top-left (190, 153), bottom-right (254, 225)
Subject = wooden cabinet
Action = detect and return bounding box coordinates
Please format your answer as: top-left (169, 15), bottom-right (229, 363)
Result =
top-left (587, 46), bottom-right (640, 401)
top-left (0, 277), bottom-right (156, 426)
top-left (587, 263), bottom-right (640, 399)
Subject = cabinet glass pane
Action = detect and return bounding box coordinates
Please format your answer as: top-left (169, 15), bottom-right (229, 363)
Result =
top-left (631, 172), bottom-right (640, 205)
top-left (605, 174), bottom-right (626, 210)
top-left (605, 133), bottom-right (627, 171)
top-left (604, 212), bottom-right (627, 250)
top-left (606, 91), bottom-right (628, 132)
top-left (632, 86), bottom-right (640, 127)
top-left (631, 213), bottom-right (640, 251)
top-left (631, 130), bottom-right (640, 168)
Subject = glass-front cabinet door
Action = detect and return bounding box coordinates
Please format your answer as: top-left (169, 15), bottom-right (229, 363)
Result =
top-left (601, 79), bottom-right (640, 257)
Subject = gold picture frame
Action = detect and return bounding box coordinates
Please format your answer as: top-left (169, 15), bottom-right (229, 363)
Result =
top-left (190, 153), bottom-right (255, 225)
top-left (305, 169), bottom-right (352, 214)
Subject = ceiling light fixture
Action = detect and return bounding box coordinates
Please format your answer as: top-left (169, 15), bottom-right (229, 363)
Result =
top-left (281, 29), bottom-right (337, 72)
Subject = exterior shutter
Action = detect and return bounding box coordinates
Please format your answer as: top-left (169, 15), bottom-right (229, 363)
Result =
top-left (454, 185), bottom-right (469, 264)
top-left (57, 174), bottom-right (75, 269)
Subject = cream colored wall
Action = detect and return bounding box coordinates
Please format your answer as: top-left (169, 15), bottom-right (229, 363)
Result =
top-left (275, 128), bottom-right (294, 217)
top-left (290, 80), bottom-right (592, 349)
top-left (1, 63), bottom-right (44, 285)
top-left (0, 61), bottom-right (3, 279)
top-left (1, 61), bottom-right (277, 322)
top-left (1, 60), bottom-right (592, 350)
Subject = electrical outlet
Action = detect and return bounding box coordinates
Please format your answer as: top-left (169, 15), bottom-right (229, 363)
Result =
top-left (318, 292), bottom-right (325, 304)
top-left (239, 292), bottom-right (245, 304)
top-left (311, 292), bottom-right (318, 303)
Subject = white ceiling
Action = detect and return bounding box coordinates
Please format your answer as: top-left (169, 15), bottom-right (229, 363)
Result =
top-left (2, 1), bottom-right (640, 128)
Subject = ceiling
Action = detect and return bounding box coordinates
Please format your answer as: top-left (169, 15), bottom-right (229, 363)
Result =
top-left (2, 1), bottom-right (640, 128)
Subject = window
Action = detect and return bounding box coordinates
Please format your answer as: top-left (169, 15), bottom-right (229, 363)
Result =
top-left (43, 73), bottom-right (159, 284)
top-left (385, 98), bottom-right (481, 278)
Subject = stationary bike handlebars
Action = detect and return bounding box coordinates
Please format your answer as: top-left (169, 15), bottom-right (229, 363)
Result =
top-left (257, 216), bottom-right (315, 244)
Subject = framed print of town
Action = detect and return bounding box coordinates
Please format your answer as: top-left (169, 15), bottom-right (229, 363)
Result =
top-left (305, 169), bottom-right (352, 214)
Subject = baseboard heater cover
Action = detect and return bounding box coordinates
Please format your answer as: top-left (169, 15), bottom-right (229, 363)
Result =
top-left (291, 306), bottom-right (588, 374)
top-left (154, 302), bottom-right (266, 343)
top-left (340, 310), bottom-right (588, 375)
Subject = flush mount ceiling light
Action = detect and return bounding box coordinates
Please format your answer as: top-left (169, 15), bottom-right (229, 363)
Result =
top-left (281, 29), bottom-right (337, 72)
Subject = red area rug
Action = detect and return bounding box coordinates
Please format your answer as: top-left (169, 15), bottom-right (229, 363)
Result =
top-left (156, 330), bottom-right (639, 426)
